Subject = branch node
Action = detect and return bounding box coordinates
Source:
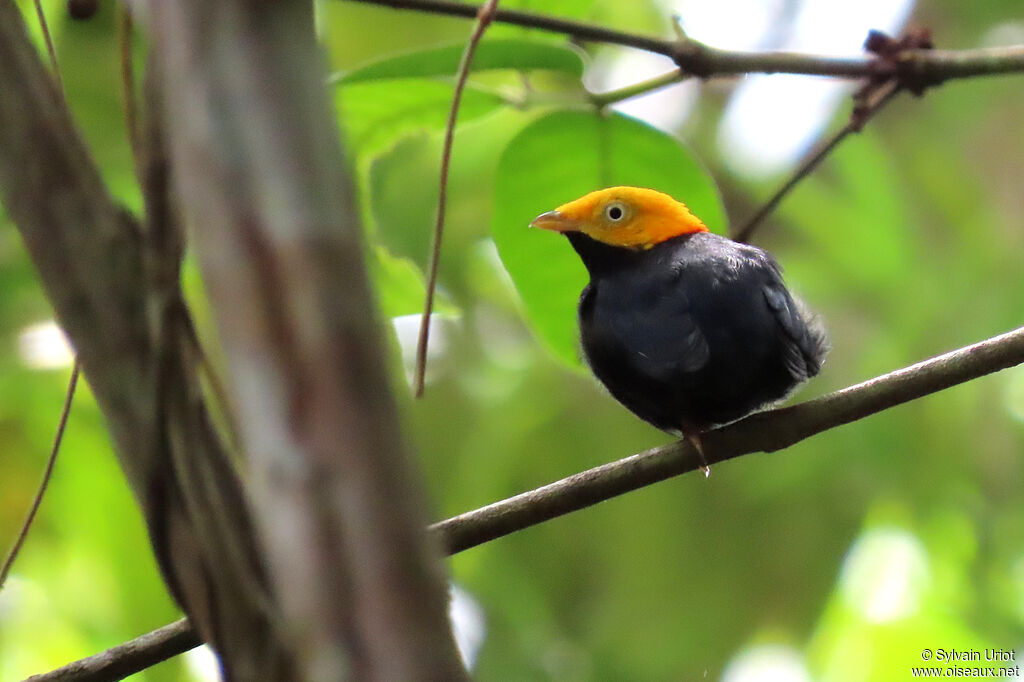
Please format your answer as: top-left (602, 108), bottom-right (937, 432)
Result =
top-left (863, 27), bottom-right (941, 98)
top-left (670, 14), bottom-right (689, 43)
top-left (670, 38), bottom-right (714, 79)
top-left (67, 0), bottom-right (99, 21)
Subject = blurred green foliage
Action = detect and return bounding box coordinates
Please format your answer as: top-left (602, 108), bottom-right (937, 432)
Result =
top-left (2, 0), bottom-right (1023, 680)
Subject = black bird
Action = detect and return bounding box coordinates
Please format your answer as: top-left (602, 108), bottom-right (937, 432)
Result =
top-left (531, 186), bottom-right (829, 474)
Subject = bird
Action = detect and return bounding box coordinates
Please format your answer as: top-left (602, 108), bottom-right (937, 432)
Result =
top-left (530, 186), bottom-right (829, 475)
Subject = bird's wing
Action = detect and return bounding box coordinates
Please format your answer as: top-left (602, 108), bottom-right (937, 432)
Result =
top-left (606, 283), bottom-right (710, 377)
top-left (762, 270), bottom-right (828, 380)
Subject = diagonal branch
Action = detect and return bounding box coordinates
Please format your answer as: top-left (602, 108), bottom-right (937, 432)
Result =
top-left (31, 325), bottom-right (1024, 680)
top-left (432, 325), bottom-right (1024, 553)
top-left (347, 0), bottom-right (1024, 82)
top-left (0, 362), bottom-right (78, 591)
top-left (0, 0), bottom-right (81, 598)
top-left (732, 79), bottom-right (902, 243)
top-left (24, 619), bottom-right (201, 682)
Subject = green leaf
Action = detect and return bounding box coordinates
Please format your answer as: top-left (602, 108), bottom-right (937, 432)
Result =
top-left (370, 246), bottom-right (456, 319)
top-left (368, 107), bottom-right (542, 266)
top-left (491, 110), bottom-right (727, 368)
top-left (332, 39), bottom-right (585, 85)
top-left (336, 79), bottom-right (503, 156)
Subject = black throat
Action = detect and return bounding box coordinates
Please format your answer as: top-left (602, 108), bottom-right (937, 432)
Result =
top-left (565, 231), bottom-right (694, 278)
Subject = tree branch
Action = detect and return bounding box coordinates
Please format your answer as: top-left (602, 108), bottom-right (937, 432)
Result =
top-left (33, 325), bottom-right (1024, 679)
top-left (346, 0), bottom-right (1024, 82)
top-left (349, 0), bottom-right (671, 54)
top-left (432, 325), bottom-right (1024, 552)
top-left (24, 619), bottom-right (201, 682)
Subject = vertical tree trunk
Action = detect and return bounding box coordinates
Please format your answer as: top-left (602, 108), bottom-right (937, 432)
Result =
top-left (142, 2), bottom-right (468, 679)
top-left (0, 1), bottom-right (297, 678)
top-left (0, 0), bottom-right (466, 678)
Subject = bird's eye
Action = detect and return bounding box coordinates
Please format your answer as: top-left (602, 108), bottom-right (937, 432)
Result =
top-left (605, 203), bottom-right (626, 222)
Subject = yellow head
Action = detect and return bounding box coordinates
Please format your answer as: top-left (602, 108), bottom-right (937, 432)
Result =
top-left (530, 186), bottom-right (708, 249)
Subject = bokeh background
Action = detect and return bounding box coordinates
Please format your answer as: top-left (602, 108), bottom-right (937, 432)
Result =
top-left (2, 0), bottom-right (1023, 679)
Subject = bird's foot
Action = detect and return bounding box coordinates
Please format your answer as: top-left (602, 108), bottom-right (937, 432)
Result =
top-left (686, 433), bottom-right (710, 478)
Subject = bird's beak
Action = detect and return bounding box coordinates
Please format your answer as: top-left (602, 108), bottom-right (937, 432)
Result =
top-left (529, 210), bottom-right (578, 233)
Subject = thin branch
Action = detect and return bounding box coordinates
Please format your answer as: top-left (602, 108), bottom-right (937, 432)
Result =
top-left (909, 44), bottom-right (1024, 79)
top-left (590, 68), bottom-right (687, 108)
top-left (0, 0), bottom-right (79, 595)
top-left (350, 0), bottom-right (671, 55)
top-left (24, 618), bottom-right (201, 682)
top-left (431, 325), bottom-right (1024, 554)
top-left (33, 325), bottom-right (1024, 677)
top-left (732, 79), bottom-right (902, 243)
top-left (0, 361), bottom-right (79, 591)
top-left (31, 0), bottom-right (63, 93)
top-left (413, 0), bottom-right (500, 397)
top-left (346, 0), bottom-right (1024, 82)
top-left (117, 3), bottom-right (140, 175)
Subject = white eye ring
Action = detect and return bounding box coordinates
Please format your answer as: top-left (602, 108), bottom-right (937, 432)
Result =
top-left (604, 202), bottom-right (627, 222)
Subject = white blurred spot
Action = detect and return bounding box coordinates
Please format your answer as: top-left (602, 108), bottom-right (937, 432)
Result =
top-left (980, 22), bottom-right (1024, 48)
top-left (787, 0), bottom-right (914, 53)
top-left (0, 575), bottom-right (30, 621)
top-left (450, 584), bottom-right (486, 670)
top-left (722, 643), bottom-right (812, 682)
top-left (391, 313), bottom-right (458, 387)
top-left (184, 644), bottom-right (221, 682)
top-left (718, 75), bottom-right (848, 178)
top-left (1005, 365), bottom-right (1024, 423)
top-left (590, 49), bottom-right (699, 132)
top-left (541, 638), bottom-right (592, 680)
top-left (18, 320), bottom-right (74, 370)
top-left (674, 0), bottom-right (784, 51)
top-left (709, 0), bottom-right (915, 178)
top-left (181, 587), bottom-right (485, 677)
top-left (839, 526), bottom-right (929, 623)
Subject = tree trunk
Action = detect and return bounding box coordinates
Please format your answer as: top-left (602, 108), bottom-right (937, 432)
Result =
top-left (0, 1), bottom-right (466, 678)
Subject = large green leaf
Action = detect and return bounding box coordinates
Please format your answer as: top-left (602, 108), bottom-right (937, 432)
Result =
top-left (335, 78), bottom-right (503, 155)
top-left (332, 39), bottom-right (585, 85)
top-left (491, 109), bottom-right (726, 367)
top-left (368, 107), bottom-right (542, 266)
top-left (369, 246), bottom-right (456, 319)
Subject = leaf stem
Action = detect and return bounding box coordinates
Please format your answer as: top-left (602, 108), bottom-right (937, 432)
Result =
top-left (590, 68), bottom-right (687, 108)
